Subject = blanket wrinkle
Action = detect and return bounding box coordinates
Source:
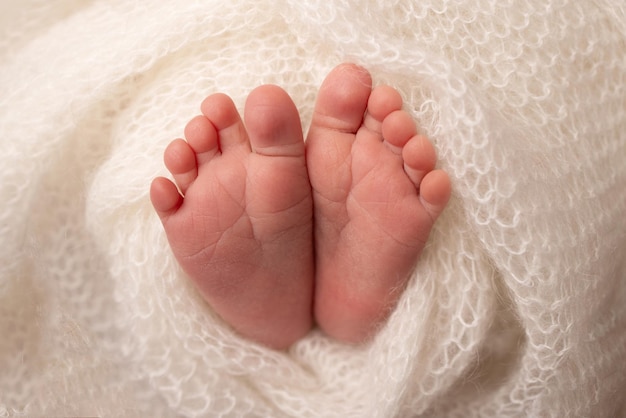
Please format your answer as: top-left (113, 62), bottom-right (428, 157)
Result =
top-left (1, 0), bottom-right (625, 417)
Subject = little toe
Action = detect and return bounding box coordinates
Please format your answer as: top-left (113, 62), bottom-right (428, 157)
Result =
top-left (200, 93), bottom-right (250, 153)
top-left (184, 115), bottom-right (220, 166)
top-left (164, 138), bottom-right (197, 195)
top-left (381, 110), bottom-right (418, 154)
top-left (402, 134), bottom-right (438, 187)
top-left (244, 85), bottom-right (304, 157)
top-left (308, 63), bottom-right (373, 136)
top-left (150, 177), bottom-right (183, 220)
top-left (419, 169), bottom-right (452, 222)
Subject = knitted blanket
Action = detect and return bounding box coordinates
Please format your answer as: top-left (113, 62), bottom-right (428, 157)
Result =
top-left (1, 1), bottom-right (625, 416)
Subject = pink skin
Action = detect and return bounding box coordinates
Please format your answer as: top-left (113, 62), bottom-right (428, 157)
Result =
top-left (306, 64), bottom-right (451, 343)
top-left (151, 86), bottom-right (314, 349)
top-left (150, 63), bottom-right (451, 349)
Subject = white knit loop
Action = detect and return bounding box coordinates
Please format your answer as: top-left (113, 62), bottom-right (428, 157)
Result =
top-left (1, 0), bottom-right (625, 416)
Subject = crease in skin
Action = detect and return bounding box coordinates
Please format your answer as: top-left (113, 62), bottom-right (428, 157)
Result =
top-left (247, 192), bottom-right (312, 218)
top-left (346, 196), bottom-right (425, 249)
top-left (310, 112), bottom-right (365, 135)
top-left (251, 143), bottom-right (304, 157)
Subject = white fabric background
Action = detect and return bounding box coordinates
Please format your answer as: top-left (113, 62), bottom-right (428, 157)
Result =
top-left (1, 1), bottom-right (625, 416)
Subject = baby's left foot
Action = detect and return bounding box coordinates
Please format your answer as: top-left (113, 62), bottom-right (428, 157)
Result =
top-left (307, 64), bottom-right (451, 343)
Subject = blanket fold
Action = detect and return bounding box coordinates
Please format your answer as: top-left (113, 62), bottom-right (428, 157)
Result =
top-left (1, 1), bottom-right (625, 416)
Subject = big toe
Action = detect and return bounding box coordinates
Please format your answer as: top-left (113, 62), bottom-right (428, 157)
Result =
top-left (308, 63), bottom-right (373, 135)
top-left (244, 85), bottom-right (304, 157)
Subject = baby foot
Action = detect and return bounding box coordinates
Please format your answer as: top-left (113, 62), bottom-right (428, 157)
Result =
top-left (150, 86), bottom-right (314, 349)
top-left (306, 64), bottom-right (451, 343)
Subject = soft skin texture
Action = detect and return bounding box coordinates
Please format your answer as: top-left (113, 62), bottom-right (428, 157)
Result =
top-left (306, 64), bottom-right (450, 343)
top-left (151, 64), bottom-right (450, 348)
top-left (151, 86), bottom-right (315, 349)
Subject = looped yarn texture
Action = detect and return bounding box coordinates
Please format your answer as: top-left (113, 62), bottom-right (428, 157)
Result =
top-left (0, 0), bottom-right (625, 416)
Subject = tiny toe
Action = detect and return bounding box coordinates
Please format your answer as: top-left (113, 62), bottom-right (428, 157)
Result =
top-left (360, 85), bottom-right (404, 144)
top-left (362, 85), bottom-right (403, 131)
top-left (419, 169), bottom-right (451, 221)
top-left (402, 135), bottom-right (437, 187)
top-left (381, 110), bottom-right (417, 153)
top-left (244, 85), bottom-right (304, 157)
top-left (164, 138), bottom-right (197, 195)
top-left (308, 63), bottom-right (373, 135)
top-left (184, 115), bottom-right (220, 166)
top-left (150, 177), bottom-right (184, 220)
top-left (366, 85), bottom-right (403, 121)
top-left (200, 93), bottom-right (250, 153)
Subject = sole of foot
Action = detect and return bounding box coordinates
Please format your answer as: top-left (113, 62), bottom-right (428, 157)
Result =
top-left (306, 63), bottom-right (451, 343)
top-left (151, 85), bottom-right (314, 350)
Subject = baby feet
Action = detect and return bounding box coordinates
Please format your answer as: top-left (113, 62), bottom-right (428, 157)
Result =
top-left (150, 86), bottom-right (314, 349)
top-left (151, 64), bottom-right (450, 349)
top-left (307, 64), bottom-right (451, 342)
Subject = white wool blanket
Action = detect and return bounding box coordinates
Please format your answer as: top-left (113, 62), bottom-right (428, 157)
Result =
top-left (1, 1), bottom-right (625, 417)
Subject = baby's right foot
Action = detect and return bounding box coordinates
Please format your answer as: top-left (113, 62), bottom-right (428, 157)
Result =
top-left (150, 86), bottom-right (314, 350)
top-left (306, 64), bottom-right (451, 343)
